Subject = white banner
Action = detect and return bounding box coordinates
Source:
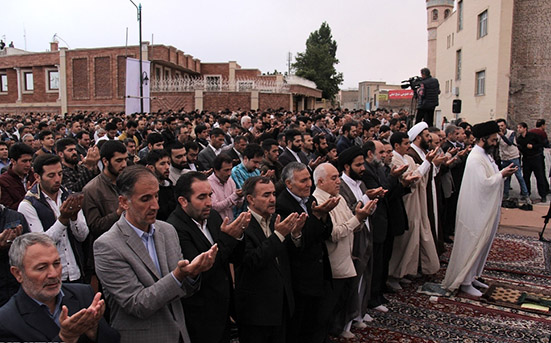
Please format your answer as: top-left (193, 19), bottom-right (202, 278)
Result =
top-left (125, 57), bottom-right (151, 114)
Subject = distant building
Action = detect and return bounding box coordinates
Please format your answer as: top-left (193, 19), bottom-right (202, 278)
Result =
top-left (358, 81), bottom-right (410, 111)
top-left (429, 0), bottom-right (551, 127)
top-left (338, 89), bottom-right (359, 110)
top-left (0, 41), bottom-right (321, 114)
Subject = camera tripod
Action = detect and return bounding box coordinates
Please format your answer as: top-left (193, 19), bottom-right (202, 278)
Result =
top-left (540, 201), bottom-right (551, 242)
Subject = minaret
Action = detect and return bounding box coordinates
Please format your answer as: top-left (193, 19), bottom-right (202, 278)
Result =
top-left (426, 0), bottom-right (454, 75)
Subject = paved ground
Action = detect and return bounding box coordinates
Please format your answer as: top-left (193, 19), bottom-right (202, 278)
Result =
top-left (499, 150), bottom-right (551, 238)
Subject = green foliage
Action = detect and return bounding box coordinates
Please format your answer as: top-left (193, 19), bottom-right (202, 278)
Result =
top-left (292, 22), bottom-right (344, 100)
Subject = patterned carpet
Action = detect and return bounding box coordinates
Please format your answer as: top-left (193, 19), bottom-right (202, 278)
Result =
top-left (331, 234), bottom-right (551, 342)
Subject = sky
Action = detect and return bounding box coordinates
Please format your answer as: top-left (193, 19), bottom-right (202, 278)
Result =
top-left (2, 0), bottom-right (429, 89)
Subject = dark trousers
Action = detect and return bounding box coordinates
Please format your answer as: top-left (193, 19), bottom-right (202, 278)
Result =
top-left (443, 192), bottom-right (459, 237)
top-left (320, 277), bottom-right (353, 336)
top-left (368, 241), bottom-right (385, 307)
top-left (287, 285), bottom-right (331, 343)
top-left (415, 107), bottom-right (435, 127)
top-left (523, 155), bottom-right (549, 198)
top-left (382, 234), bottom-right (395, 292)
top-left (239, 323), bottom-right (286, 343)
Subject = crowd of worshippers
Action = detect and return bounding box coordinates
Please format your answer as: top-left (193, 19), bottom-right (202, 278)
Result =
top-left (0, 107), bottom-right (546, 342)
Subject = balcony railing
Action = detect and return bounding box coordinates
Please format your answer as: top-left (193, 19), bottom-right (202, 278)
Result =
top-left (151, 77), bottom-right (290, 93)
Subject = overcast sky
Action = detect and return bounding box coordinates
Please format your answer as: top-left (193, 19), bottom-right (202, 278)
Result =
top-left (3, 0), bottom-right (428, 89)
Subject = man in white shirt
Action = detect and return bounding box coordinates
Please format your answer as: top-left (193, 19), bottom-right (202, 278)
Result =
top-left (18, 154), bottom-right (89, 283)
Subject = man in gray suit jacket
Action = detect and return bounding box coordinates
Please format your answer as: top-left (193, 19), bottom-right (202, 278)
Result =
top-left (94, 165), bottom-right (218, 343)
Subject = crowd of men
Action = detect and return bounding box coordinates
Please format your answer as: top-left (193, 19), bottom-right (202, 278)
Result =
top-left (0, 105), bottom-right (545, 342)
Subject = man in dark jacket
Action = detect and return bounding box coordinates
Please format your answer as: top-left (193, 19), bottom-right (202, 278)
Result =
top-left (415, 68), bottom-right (440, 127)
top-left (167, 172), bottom-right (248, 343)
top-left (276, 162), bottom-right (335, 343)
top-left (0, 233), bottom-right (120, 343)
top-left (0, 198), bottom-right (29, 306)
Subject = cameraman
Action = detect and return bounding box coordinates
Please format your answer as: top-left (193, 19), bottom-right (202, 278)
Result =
top-left (415, 68), bottom-right (440, 127)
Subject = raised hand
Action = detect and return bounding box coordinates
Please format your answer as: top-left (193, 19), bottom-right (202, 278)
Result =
top-left (292, 212), bottom-right (308, 237)
top-left (426, 149), bottom-right (438, 163)
top-left (221, 212), bottom-right (251, 239)
top-left (175, 243), bottom-right (219, 279)
top-left (311, 197), bottom-right (340, 219)
top-left (274, 213), bottom-right (298, 236)
top-left (365, 187), bottom-right (387, 199)
top-left (354, 199), bottom-right (378, 221)
top-left (390, 164), bottom-right (408, 177)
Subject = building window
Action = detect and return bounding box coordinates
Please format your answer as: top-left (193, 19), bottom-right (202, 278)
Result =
top-left (444, 9), bottom-right (451, 19)
top-left (478, 10), bottom-right (488, 38)
top-left (0, 74), bottom-right (7, 93)
top-left (205, 75), bottom-right (221, 91)
top-left (476, 70), bottom-right (486, 96)
top-left (432, 9), bottom-right (439, 21)
top-left (164, 69), bottom-right (170, 80)
top-left (237, 81), bottom-right (254, 91)
top-left (155, 66), bottom-right (161, 80)
top-left (456, 50), bottom-right (462, 80)
top-left (23, 71), bottom-right (34, 91)
top-left (47, 70), bottom-right (59, 91)
top-left (457, 0), bottom-right (463, 31)
top-left (445, 80), bottom-right (449, 93)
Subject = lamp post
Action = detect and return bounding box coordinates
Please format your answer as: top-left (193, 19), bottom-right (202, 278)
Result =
top-left (129, 0), bottom-right (143, 114)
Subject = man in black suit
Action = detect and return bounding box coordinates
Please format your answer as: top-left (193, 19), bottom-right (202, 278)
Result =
top-left (276, 162), bottom-right (337, 343)
top-left (279, 129), bottom-right (309, 167)
top-left (198, 128), bottom-right (225, 170)
top-left (225, 135), bottom-right (247, 167)
top-left (167, 172), bottom-right (249, 343)
top-left (0, 232), bottom-right (119, 343)
top-left (235, 176), bottom-right (303, 343)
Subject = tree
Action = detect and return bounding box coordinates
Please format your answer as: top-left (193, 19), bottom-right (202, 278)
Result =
top-left (293, 22), bottom-right (344, 100)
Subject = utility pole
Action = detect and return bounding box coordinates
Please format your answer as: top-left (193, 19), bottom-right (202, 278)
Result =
top-left (287, 52), bottom-right (292, 75)
top-left (129, 0), bottom-right (143, 113)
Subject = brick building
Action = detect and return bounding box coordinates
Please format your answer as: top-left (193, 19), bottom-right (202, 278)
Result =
top-left (0, 41), bottom-right (321, 114)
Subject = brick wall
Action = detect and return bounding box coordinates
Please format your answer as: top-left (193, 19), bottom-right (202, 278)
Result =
top-left (259, 93), bottom-right (290, 111)
top-left (508, 0), bottom-right (551, 127)
top-left (235, 69), bottom-right (261, 78)
top-left (203, 92), bottom-right (251, 111)
top-left (151, 92), bottom-right (195, 112)
top-left (200, 64), bottom-right (230, 78)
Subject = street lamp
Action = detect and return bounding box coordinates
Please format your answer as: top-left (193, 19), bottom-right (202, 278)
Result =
top-left (129, 0), bottom-right (143, 114)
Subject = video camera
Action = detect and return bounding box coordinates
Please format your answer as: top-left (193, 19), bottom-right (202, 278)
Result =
top-left (401, 76), bottom-right (422, 91)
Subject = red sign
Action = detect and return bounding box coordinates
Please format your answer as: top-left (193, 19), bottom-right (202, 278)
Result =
top-left (388, 90), bottom-right (414, 99)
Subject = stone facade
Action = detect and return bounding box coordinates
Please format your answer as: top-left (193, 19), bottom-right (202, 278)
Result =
top-left (508, 0), bottom-right (551, 127)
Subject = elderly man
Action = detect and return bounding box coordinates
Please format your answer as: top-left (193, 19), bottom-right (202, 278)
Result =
top-left (94, 165), bottom-right (218, 343)
top-left (276, 162), bottom-right (336, 343)
top-left (443, 121), bottom-right (517, 297)
top-left (312, 162), bottom-right (376, 339)
top-left (167, 171), bottom-right (249, 343)
top-left (0, 233), bottom-right (119, 343)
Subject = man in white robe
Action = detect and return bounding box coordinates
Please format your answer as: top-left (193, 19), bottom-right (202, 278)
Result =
top-left (442, 121), bottom-right (517, 296)
top-left (388, 126), bottom-right (441, 288)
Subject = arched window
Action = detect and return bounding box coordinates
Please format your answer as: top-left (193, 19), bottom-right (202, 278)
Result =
top-left (432, 9), bottom-right (439, 21)
top-left (444, 9), bottom-right (451, 18)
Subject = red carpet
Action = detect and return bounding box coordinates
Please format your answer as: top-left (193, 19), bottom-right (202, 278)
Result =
top-left (331, 234), bottom-right (551, 342)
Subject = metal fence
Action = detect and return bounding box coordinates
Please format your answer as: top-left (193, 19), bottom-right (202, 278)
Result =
top-left (151, 77), bottom-right (290, 93)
